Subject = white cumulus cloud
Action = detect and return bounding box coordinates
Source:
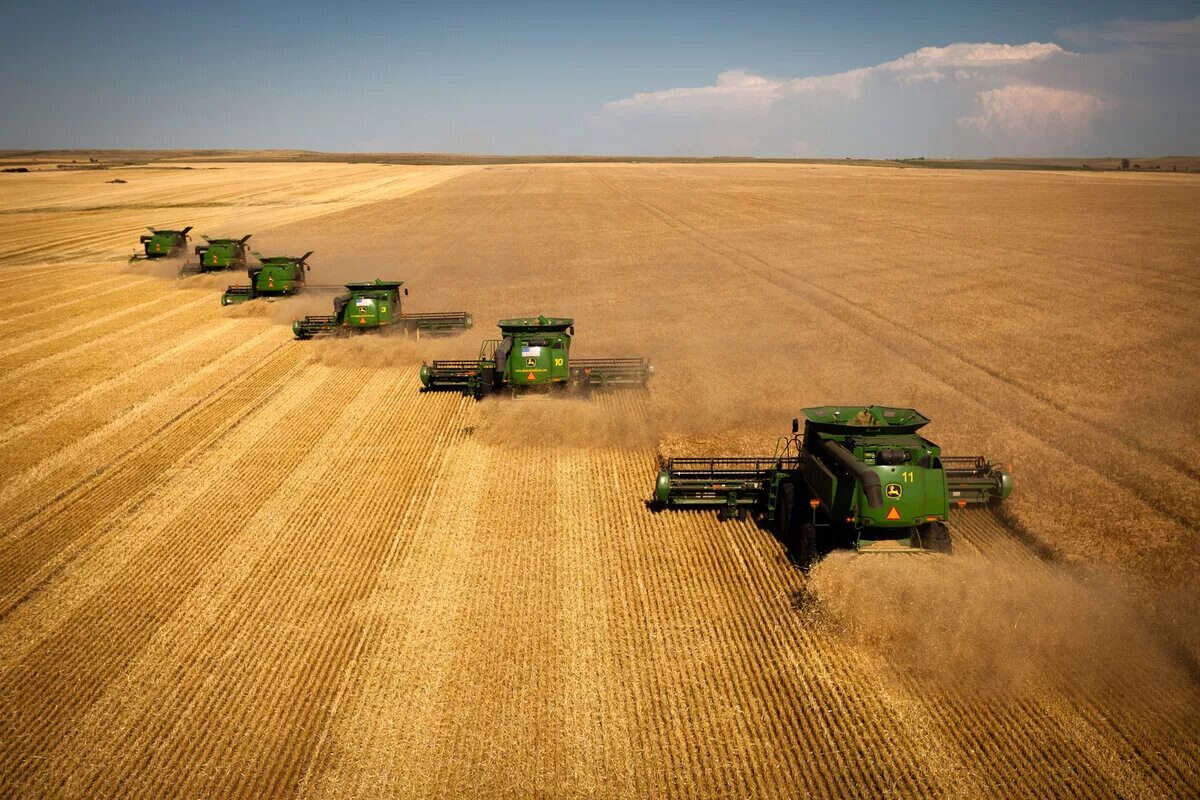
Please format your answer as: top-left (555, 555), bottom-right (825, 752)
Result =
top-left (606, 69), bottom-right (786, 111)
top-left (957, 85), bottom-right (1109, 143)
top-left (598, 16), bottom-right (1199, 157)
top-left (606, 41), bottom-right (1069, 109)
top-left (873, 42), bottom-right (1068, 73)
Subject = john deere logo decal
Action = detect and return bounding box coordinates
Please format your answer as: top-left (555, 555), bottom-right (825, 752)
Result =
top-left (885, 483), bottom-right (903, 499)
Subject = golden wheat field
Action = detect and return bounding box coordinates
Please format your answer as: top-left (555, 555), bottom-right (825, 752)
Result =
top-left (1, 160), bottom-right (1199, 798)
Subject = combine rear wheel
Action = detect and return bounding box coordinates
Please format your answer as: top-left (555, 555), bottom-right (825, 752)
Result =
top-left (922, 521), bottom-right (952, 554)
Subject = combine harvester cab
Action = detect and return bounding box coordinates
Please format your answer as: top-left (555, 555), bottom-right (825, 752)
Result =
top-left (419, 315), bottom-right (652, 398)
top-left (221, 251), bottom-right (326, 305)
top-left (180, 234), bottom-right (252, 277)
top-left (292, 280), bottom-right (473, 339)
top-left (129, 226), bottom-right (192, 262)
top-left (654, 405), bottom-right (1012, 567)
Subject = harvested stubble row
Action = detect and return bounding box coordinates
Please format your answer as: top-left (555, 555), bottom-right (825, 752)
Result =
top-left (0, 161), bottom-right (1198, 799)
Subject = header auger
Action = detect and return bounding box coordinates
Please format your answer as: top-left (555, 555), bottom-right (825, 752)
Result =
top-left (220, 251), bottom-right (339, 305)
top-left (419, 315), bottom-right (652, 398)
top-left (129, 226), bottom-right (192, 262)
top-left (292, 279), bottom-right (473, 339)
top-left (653, 406), bottom-right (1012, 567)
top-left (179, 234), bottom-right (252, 277)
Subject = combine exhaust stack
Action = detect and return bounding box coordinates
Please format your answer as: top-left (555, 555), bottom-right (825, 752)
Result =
top-left (653, 406), bottom-right (1013, 566)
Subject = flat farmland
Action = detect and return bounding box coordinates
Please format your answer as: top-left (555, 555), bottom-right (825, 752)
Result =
top-left (1, 161), bottom-right (1198, 798)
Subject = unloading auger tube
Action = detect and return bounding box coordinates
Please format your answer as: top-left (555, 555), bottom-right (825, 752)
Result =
top-left (818, 437), bottom-right (883, 508)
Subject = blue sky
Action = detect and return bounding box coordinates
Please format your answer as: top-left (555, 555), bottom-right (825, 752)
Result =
top-left (2, 1), bottom-right (1198, 156)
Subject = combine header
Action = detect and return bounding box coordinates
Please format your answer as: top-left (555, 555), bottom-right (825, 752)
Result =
top-left (292, 279), bottom-right (472, 339)
top-left (654, 406), bottom-right (1012, 566)
top-left (221, 252), bottom-right (338, 305)
top-left (179, 234), bottom-right (252, 276)
top-left (129, 226), bottom-right (192, 261)
top-left (419, 315), bottom-right (652, 398)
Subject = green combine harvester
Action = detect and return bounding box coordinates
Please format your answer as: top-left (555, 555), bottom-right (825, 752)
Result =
top-left (179, 234), bottom-right (252, 276)
top-left (292, 279), bottom-right (473, 339)
top-left (419, 315), bottom-right (652, 398)
top-left (129, 226), bottom-right (192, 261)
top-left (221, 251), bottom-right (338, 305)
top-left (653, 405), bottom-right (1012, 566)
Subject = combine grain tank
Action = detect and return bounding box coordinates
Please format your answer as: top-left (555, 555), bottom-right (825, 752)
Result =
top-left (129, 226), bottom-right (192, 261)
top-left (419, 315), bottom-right (652, 398)
top-left (654, 406), bottom-right (1012, 566)
top-left (292, 279), bottom-right (472, 338)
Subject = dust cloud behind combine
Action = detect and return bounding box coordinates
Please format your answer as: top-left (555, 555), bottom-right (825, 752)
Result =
top-left (2, 160), bottom-right (1199, 798)
top-left (468, 394), bottom-right (658, 449)
top-left (806, 551), bottom-right (1193, 703)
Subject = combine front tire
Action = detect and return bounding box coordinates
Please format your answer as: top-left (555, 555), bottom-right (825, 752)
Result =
top-left (776, 483), bottom-right (818, 569)
top-left (797, 523), bottom-right (817, 570)
top-left (922, 521), bottom-right (952, 554)
top-left (774, 482), bottom-right (795, 539)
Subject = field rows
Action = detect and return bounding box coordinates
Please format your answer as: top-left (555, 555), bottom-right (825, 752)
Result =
top-left (1, 162), bottom-right (1197, 798)
top-left (585, 167), bottom-right (1199, 540)
top-left (0, 164), bottom-right (477, 266)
